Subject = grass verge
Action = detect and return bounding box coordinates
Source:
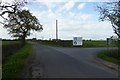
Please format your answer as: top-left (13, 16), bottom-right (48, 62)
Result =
top-left (97, 49), bottom-right (119, 65)
top-left (2, 43), bottom-right (32, 78)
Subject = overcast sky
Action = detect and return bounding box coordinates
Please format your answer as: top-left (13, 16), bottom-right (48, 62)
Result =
top-left (0, 0), bottom-right (118, 40)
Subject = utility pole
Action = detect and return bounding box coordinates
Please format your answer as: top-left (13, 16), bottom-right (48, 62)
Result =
top-left (56, 20), bottom-right (58, 41)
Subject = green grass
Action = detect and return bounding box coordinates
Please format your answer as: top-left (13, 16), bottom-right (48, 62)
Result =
top-left (38, 40), bottom-right (117, 48)
top-left (2, 43), bottom-right (33, 78)
top-left (2, 41), bottom-right (20, 46)
top-left (83, 40), bottom-right (110, 47)
top-left (97, 49), bottom-right (119, 65)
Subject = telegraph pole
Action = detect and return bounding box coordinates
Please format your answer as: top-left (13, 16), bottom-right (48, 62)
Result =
top-left (56, 20), bottom-right (58, 41)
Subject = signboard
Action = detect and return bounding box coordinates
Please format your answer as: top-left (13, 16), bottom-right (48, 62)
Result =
top-left (73, 37), bottom-right (83, 46)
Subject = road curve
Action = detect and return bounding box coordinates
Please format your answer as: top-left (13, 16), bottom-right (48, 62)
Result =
top-left (28, 42), bottom-right (118, 78)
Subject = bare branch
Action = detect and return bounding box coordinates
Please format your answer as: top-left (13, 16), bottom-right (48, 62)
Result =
top-left (0, 5), bottom-right (17, 16)
top-left (97, 1), bottom-right (120, 39)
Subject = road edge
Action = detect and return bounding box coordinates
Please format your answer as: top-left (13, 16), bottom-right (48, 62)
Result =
top-left (95, 56), bottom-right (118, 71)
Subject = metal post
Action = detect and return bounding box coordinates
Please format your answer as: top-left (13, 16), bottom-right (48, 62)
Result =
top-left (56, 20), bottom-right (58, 41)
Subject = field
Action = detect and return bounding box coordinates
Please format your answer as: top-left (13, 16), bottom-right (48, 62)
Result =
top-left (2, 41), bottom-right (20, 46)
top-left (38, 40), bottom-right (117, 48)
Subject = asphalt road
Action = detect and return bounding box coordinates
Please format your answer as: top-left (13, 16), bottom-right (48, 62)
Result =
top-left (27, 42), bottom-right (118, 78)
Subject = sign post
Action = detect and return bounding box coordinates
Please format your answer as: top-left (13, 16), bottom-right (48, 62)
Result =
top-left (107, 38), bottom-right (112, 47)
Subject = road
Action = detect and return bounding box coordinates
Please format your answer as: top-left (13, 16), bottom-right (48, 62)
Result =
top-left (24, 42), bottom-right (118, 78)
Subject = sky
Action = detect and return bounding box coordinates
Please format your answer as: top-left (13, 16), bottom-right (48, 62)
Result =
top-left (0, 0), bottom-right (118, 40)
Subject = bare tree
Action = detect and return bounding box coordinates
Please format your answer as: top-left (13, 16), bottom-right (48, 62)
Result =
top-left (97, 1), bottom-right (120, 39)
top-left (0, 0), bottom-right (27, 25)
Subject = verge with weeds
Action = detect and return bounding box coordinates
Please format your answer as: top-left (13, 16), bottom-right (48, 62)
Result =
top-left (97, 49), bottom-right (119, 65)
top-left (2, 43), bottom-right (32, 78)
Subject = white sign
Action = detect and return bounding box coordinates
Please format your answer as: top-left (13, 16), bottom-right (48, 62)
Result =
top-left (73, 37), bottom-right (83, 46)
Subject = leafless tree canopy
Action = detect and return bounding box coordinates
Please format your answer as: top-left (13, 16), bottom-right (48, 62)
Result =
top-left (97, 1), bottom-right (120, 39)
top-left (0, 0), bottom-right (27, 25)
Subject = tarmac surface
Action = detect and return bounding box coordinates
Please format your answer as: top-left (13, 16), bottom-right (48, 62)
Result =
top-left (23, 42), bottom-right (118, 78)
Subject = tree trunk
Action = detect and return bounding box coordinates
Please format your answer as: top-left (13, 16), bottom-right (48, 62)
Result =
top-left (21, 33), bottom-right (26, 46)
top-left (21, 30), bottom-right (28, 46)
